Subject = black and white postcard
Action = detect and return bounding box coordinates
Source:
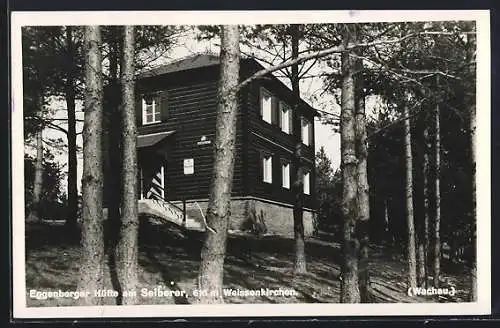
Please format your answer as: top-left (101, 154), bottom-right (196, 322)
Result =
top-left (11, 10), bottom-right (491, 318)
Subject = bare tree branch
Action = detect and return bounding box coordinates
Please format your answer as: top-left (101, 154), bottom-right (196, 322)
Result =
top-left (240, 49), bottom-right (278, 68)
top-left (45, 121), bottom-right (69, 135)
top-left (352, 53), bottom-right (428, 89)
top-left (236, 32), bottom-right (424, 92)
top-left (298, 57), bottom-right (319, 79)
top-left (314, 107), bottom-right (340, 120)
top-left (368, 102), bottom-right (425, 139)
top-left (51, 117), bottom-right (85, 122)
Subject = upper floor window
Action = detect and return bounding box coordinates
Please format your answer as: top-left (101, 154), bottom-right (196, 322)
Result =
top-left (280, 101), bottom-right (291, 134)
top-left (301, 117), bottom-right (312, 146)
top-left (262, 154), bottom-right (273, 184)
top-left (260, 88), bottom-right (273, 124)
top-left (303, 170), bottom-right (311, 195)
top-left (282, 162), bottom-right (290, 189)
top-left (142, 95), bottom-right (161, 125)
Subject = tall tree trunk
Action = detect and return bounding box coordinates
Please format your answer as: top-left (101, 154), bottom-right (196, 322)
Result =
top-left (433, 102), bottom-right (441, 288)
top-left (196, 25), bottom-right (239, 304)
top-left (107, 27), bottom-right (123, 241)
top-left (27, 128), bottom-right (44, 223)
top-left (117, 25), bottom-right (139, 305)
top-left (469, 101), bottom-right (477, 301)
top-left (422, 122), bottom-right (430, 288)
top-left (404, 103), bottom-right (417, 289)
top-left (354, 56), bottom-right (371, 302)
top-left (384, 199), bottom-right (390, 241)
top-left (78, 25), bottom-right (105, 306)
top-left (417, 238), bottom-right (425, 286)
top-left (468, 27), bottom-right (477, 302)
top-left (417, 115), bottom-right (429, 287)
top-left (105, 28), bottom-right (123, 300)
top-left (65, 26), bottom-right (79, 232)
top-left (340, 24), bottom-right (360, 303)
top-left (290, 24), bottom-right (307, 275)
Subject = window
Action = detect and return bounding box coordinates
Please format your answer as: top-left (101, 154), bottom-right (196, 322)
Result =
top-left (301, 117), bottom-right (311, 146)
top-left (303, 171), bottom-right (311, 195)
top-left (142, 95), bottom-right (161, 125)
top-left (280, 101), bottom-right (291, 134)
top-left (260, 88), bottom-right (273, 124)
top-left (262, 154), bottom-right (273, 184)
top-left (282, 162), bottom-right (290, 189)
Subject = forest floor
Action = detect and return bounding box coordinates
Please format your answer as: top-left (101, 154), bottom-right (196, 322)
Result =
top-left (24, 221), bottom-right (473, 306)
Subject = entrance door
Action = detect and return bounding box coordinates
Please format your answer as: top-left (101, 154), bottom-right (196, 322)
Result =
top-left (139, 161), bottom-right (165, 200)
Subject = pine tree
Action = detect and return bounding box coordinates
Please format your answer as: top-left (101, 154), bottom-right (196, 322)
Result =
top-left (340, 23), bottom-right (361, 303)
top-left (467, 23), bottom-right (478, 302)
top-left (290, 24), bottom-right (307, 274)
top-left (64, 26), bottom-right (81, 231)
top-left (197, 25), bottom-right (240, 304)
top-left (404, 101), bottom-right (418, 289)
top-left (433, 100), bottom-right (441, 288)
top-left (78, 25), bottom-right (105, 306)
top-left (354, 55), bottom-right (371, 302)
top-left (117, 25), bottom-right (139, 305)
top-left (26, 129), bottom-right (44, 223)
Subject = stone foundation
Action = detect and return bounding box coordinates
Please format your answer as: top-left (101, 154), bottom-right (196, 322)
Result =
top-left (175, 197), bottom-right (315, 238)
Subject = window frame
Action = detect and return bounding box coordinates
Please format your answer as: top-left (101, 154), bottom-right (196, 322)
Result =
top-left (262, 153), bottom-right (273, 184)
top-left (303, 170), bottom-right (311, 195)
top-left (301, 116), bottom-right (311, 146)
top-left (280, 101), bottom-right (291, 134)
top-left (281, 161), bottom-right (290, 189)
top-left (142, 95), bottom-right (161, 125)
top-left (260, 87), bottom-right (273, 125)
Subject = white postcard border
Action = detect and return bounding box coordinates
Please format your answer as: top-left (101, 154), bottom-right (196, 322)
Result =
top-left (11, 10), bottom-right (491, 318)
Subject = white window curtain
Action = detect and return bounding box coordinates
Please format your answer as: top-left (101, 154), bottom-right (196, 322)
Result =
top-left (263, 155), bottom-right (273, 183)
top-left (261, 89), bottom-right (273, 124)
top-left (301, 117), bottom-right (310, 146)
top-left (282, 162), bottom-right (290, 189)
top-left (280, 102), bottom-right (290, 134)
top-left (303, 171), bottom-right (310, 195)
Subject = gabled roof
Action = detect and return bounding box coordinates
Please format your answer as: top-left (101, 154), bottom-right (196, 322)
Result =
top-left (137, 53), bottom-right (220, 79)
top-left (138, 54), bottom-right (320, 117)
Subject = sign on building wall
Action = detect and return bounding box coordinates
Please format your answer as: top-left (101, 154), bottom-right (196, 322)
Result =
top-left (196, 135), bottom-right (212, 145)
top-left (183, 158), bottom-right (194, 175)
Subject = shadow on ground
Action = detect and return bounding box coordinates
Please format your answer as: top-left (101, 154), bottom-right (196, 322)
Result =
top-left (24, 220), bottom-right (471, 306)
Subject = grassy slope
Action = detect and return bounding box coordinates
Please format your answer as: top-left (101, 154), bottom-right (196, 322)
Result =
top-left (25, 222), bottom-right (471, 307)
